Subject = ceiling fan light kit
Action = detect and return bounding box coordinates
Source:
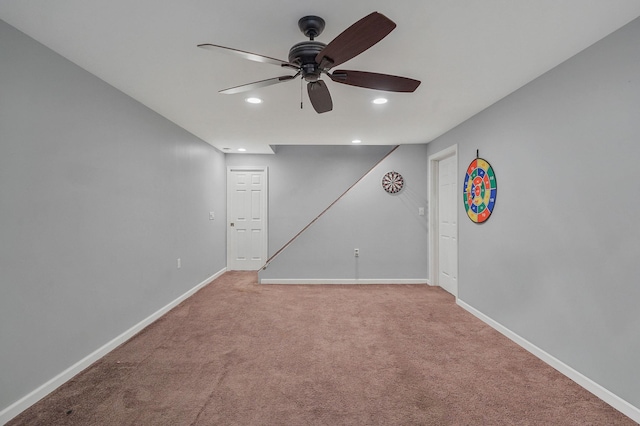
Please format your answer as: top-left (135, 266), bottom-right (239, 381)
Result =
top-left (198, 12), bottom-right (421, 114)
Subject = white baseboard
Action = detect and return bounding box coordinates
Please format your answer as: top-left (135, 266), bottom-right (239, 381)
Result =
top-left (457, 299), bottom-right (640, 424)
top-left (260, 278), bottom-right (429, 285)
top-left (0, 268), bottom-right (226, 426)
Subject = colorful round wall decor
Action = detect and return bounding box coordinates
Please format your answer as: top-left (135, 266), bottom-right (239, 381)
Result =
top-left (382, 171), bottom-right (404, 194)
top-left (463, 158), bottom-right (497, 223)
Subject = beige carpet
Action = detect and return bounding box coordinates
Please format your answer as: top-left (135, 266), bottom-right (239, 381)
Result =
top-left (8, 271), bottom-right (635, 425)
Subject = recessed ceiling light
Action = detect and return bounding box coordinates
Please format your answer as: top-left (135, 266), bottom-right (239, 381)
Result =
top-left (372, 98), bottom-right (388, 105)
top-left (238, 148), bottom-right (247, 152)
top-left (352, 139), bottom-right (362, 144)
top-left (245, 97), bottom-right (263, 104)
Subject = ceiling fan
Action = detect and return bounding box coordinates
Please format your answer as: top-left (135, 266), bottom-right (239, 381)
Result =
top-left (198, 12), bottom-right (421, 113)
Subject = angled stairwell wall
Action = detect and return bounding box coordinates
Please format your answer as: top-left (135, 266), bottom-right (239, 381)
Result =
top-left (226, 144), bottom-right (430, 283)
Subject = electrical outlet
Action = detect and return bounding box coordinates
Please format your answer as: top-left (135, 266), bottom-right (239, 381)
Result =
top-left (419, 207), bottom-right (425, 216)
top-left (177, 258), bottom-right (181, 269)
top-left (354, 248), bottom-right (359, 257)
top-left (209, 211), bottom-right (215, 220)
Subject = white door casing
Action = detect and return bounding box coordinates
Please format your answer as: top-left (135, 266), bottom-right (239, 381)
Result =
top-left (227, 167), bottom-right (268, 271)
top-left (429, 146), bottom-right (458, 296)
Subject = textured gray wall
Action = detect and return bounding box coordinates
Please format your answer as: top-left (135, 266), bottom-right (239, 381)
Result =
top-left (0, 20), bottom-right (226, 412)
top-left (227, 145), bottom-right (429, 280)
top-left (426, 18), bottom-right (640, 408)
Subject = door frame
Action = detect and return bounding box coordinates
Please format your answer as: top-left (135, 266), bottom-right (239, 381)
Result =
top-left (428, 145), bottom-right (458, 296)
top-left (226, 166), bottom-right (268, 270)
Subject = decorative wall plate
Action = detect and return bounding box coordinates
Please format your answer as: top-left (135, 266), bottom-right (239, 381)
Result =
top-left (382, 171), bottom-right (404, 194)
top-left (463, 158), bottom-right (497, 223)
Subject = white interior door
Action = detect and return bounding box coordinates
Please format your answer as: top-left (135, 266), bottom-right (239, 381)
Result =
top-left (227, 167), bottom-right (268, 271)
top-left (429, 146), bottom-right (458, 297)
top-left (438, 155), bottom-right (458, 295)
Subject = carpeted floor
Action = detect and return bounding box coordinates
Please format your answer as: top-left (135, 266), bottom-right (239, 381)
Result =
top-left (8, 271), bottom-right (635, 425)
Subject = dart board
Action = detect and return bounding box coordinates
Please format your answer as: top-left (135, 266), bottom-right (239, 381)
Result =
top-left (463, 158), bottom-right (497, 223)
top-left (382, 171), bottom-right (404, 194)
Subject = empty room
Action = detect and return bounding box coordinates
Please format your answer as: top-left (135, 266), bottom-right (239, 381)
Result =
top-left (1, 2), bottom-right (639, 424)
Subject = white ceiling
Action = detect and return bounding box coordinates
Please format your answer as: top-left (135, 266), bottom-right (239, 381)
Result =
top-left (2, 1), bottom-right (640, 154)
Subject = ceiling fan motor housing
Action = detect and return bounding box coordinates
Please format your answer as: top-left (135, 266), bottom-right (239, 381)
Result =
top-left (288, 41), bottom-right (326, 82)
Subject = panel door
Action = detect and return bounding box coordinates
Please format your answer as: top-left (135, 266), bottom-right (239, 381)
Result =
top-left (438, 155), bottom-right (458, 295)
top-left (227, 168), bottom-right (267, 270)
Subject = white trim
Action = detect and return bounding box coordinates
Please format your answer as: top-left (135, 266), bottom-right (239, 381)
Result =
top-left (260, 278), bottom-right (428, 285)
top-left (457, 299), bottom-right (640, 423)
top-left (428, 145), bottom-right (458, 296)
top-left (0, 268), bottom-right (226, 425)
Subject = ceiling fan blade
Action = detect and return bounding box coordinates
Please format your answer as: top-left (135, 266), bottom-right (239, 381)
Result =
top-left (198, 43), bottom-right (298, 69)
top-left (315, 12), bottom-right (396, 70)
top-left (307, 80), bottom-right (333, 113)
top-left (329, 70), bottom-right (421, 92)
top-left (220, 75), bottom-right (298, 95)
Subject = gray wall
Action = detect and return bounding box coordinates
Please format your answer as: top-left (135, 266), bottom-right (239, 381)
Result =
top-left (426, 18), bottom-right (640, 407)
top-left (227, 145), bottom-right (429, 280)
top-left (0, 20), bottom-right (226, 412)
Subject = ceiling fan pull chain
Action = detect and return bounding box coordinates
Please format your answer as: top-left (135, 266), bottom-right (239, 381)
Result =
top-left (300, 76), bottom-right (304, 109)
